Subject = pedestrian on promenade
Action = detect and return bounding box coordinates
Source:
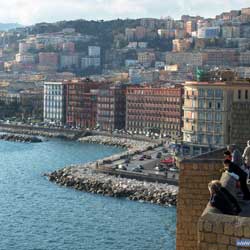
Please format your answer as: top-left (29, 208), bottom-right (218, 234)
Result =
top-left (242, 140), bottom-right (250, 168)
top-left (208, 180), bottom-right (241, 215)
top-left (224, 159), bottom-right (250, 200)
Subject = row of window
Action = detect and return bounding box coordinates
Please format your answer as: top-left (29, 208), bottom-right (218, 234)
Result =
top-left (127, 122), bottom-right (180, 130)
top-left (44, 108), bottom-right (63, 113)
top-left (238, 89), bottom-right (249, 100)
top-left (198, 89), bottom-right (223, 97)
top-left (198, 123), bottom-right (223, 133)
top-left (197, 134), bottom-right (222, 145)
top-left (198, 100), bottom-right (222, 110)
top-left (44, 114), bottom-right (63, 120)
top-left (198, 112), bottom-right (222, 121)
top-left (127, 98), bottom-right (180, 103)
top-left (44, 91), bottom-right (63, 95)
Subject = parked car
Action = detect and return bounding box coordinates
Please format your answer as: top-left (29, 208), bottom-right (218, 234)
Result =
top-left (139, 156), bottom-right (144, 161)
top-left (145, 155), bottom-right (152, 159)
top-left (156, 152), bottom-right (162, 158)
top-left (169, 167), bottom-right (179, 172)
top-left (124, 158), bottom-right (130, 164)
top-left (162, 148), bottom-right (168, 153)
top-left (118, 164), bottom-right (127, 170)
top-left (132, 167), bottom-right (142, 173)
top-left (154, 165), bottom-right (164, 172)
top-left (137, 164), bottom-right (144, 170)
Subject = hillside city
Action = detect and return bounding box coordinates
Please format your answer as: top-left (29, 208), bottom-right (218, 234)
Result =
top-left (0, 7), bottom-right (250, 156)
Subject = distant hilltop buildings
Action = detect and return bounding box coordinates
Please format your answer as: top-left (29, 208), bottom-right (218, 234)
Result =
top-left (0, 7), bottom-right (249, 156)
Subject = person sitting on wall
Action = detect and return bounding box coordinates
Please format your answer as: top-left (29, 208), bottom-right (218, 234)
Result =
top-left (243, 140), bottom-right (250, 168)
top-left (227, 144), bottom-right (243, 167)
top-left (208, 180), bottom-right (241, 215)
top-left (223, 159), bottom-right (250, 200)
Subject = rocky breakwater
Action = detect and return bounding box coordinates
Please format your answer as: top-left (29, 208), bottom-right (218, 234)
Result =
top-left (78, 135), bottom-right (158, 151)
top-left (46, 166), bottom-right (178, 206)
top-left (0, 133), bottom-right (42, 143)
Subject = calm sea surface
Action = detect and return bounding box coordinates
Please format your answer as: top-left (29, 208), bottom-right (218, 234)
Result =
top-left (0, 138), bottom-right (176, 250)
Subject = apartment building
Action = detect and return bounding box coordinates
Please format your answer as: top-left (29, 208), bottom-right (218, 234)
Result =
top-left (183, 80), bottom-right (250, 154)
top-left (65, 79), bottom-right (104, 128)
top-left (137, 52), bottom-right (156, 67)
top-left (97, 85), bottom-right (126, 131)
top-left (43, 82), bottom-right (66, 124)
top-left (126, 86), bottom-right (183, 138)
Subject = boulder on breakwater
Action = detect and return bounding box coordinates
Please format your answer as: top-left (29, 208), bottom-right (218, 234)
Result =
top-left (0, 134), bottom-right (42, 143)
top-left (46, 166), bottom-right (178, 206)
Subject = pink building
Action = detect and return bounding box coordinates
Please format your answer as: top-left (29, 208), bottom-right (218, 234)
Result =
top-left (39, 52), bottom-right (59, 70)
top-left (62, 42), bottom-right (75, 53)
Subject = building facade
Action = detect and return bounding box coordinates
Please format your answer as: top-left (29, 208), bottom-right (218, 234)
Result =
top-left (65, 79), bottom-right (104, 128)
top-left (43, 82), bottom-right (66, 124)
top-left (97, 85), bottom-right (126, 131)
top-left (137, 52), bottom-right (155, 67)
top-left (88, 46), bottom-right (101, 57)
top-left (81, 57), bottom-right (101, 69)
top-left (182, 80), bottom-right (250, 154)
top-left (165, 52), bottom-right (205, 67)
top-left (39, 52), bottom-right (59, 70)
top-left (126, 86), bottom-right (183, 138)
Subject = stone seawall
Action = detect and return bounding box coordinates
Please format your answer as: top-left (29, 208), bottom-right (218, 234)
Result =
top-left (0, 124), bottom-right (79, 139)
top-left (46, 165), bottom-right (178, 206)
top-left (0, 133), bottom-right (42, 143)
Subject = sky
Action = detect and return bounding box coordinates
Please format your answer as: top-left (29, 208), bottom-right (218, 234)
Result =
top-left (0, 0), bottom-right (249, 25)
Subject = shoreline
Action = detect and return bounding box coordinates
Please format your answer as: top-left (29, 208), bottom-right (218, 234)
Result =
top-left (0, 124), bottom-right (178, 206)
top-left (46, 165), bottom-right (178, 206)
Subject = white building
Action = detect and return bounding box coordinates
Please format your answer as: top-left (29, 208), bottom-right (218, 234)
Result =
top-left (197, 27), bottom-right (220, 39)
top-left (155, 61), bottom-right (165, 69)
top-left (81, 57), bottom-right (101, 69)
top-left (43, 82), bottom-right (66, 124)
top-left (125, 59), bottom-right (139, 68)
top-left (129, 67), bottom-right (142, 84)
top-left (88, 46), bottom-right (101, 57)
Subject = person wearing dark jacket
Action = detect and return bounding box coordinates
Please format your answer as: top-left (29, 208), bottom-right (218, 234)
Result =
top-left (224, 159), bottom-right (250, 200)
top-left (208, 180), bottom-right (241, 215)
top-left (224, 150), bottom-right (232, 161)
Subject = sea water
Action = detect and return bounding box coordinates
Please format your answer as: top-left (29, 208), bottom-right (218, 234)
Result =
top-left (0, 138), bottom-right (176, 250)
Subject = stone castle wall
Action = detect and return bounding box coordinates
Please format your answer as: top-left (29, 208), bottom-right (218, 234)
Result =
top-left (198, 210), bottom-right (250, 250)
top-left (176, 159), bottom-right (222, 250)
top-left (176, 148), bottom-right (250, 250)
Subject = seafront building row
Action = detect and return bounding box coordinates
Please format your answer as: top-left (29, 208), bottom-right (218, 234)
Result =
top-left (43, 75), bottom-right (250, 154)
top-left (43, 79), bottom-right (183, 139)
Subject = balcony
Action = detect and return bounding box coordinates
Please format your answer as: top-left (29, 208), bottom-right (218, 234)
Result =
top-left (182, 128), bottom-right (195, 134)
top-left (183, 106), bottom-right (198, 111)
top-left (185, 95), bottom-right (197, 100)
top-left (183, 118), bottom-right (196, 123)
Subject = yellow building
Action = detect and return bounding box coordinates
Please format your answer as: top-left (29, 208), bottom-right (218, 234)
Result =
top-left (137, 52), bottom-right (155, 67)
top-left (183, 80), bottom-right (250, 154)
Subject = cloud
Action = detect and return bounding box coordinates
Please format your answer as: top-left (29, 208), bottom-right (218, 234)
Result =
top-left (0, 0), bottom-right (249, 25)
